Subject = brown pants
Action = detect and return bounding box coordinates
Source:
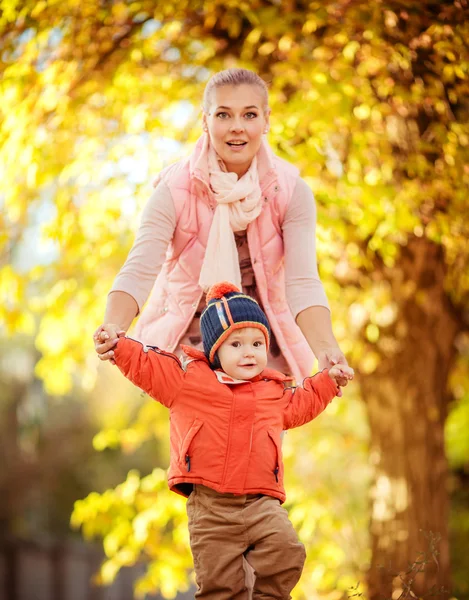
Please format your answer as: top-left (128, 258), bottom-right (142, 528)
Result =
top-left (186, 485), bottom-right (306, 599)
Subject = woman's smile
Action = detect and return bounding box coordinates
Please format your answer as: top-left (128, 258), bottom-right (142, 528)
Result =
top-left (226, 140), bottom-right (248, 150)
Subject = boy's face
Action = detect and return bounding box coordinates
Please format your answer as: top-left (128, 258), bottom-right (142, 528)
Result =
top-left (217, 327), bottom-right (268, 380)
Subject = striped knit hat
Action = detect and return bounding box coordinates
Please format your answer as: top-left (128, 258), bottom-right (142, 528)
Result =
top-left (200, 282), bottom-right (271, 368)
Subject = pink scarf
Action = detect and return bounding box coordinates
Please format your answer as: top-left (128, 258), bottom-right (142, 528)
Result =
top-left (198, 142), bottom-right (263, 291)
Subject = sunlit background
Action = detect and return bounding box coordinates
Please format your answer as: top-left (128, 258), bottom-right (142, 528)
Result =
top-left (1, 1), bottom-right (469, 599)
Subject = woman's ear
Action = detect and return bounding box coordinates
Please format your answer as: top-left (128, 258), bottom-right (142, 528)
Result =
top-left (202, 112), bottom-right (208, 132)
top-left (263, 108), bottom-right (271, 134)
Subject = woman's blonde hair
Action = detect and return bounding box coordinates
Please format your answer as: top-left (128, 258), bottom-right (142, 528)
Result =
top-left (203, 68), bottom-right (269, 113)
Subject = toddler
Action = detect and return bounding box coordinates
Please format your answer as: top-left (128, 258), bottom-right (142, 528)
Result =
top-left (101, 282), bottom-right (354, 599)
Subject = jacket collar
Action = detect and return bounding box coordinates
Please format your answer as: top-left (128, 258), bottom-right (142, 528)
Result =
top-left (180, 344), bottom-right (293, 384)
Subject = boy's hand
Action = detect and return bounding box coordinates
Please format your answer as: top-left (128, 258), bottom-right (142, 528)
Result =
top-left (328, 364), bottom-right (354, 389)
top-left (94, 324), bottom-right (126, 364)
top-left (318, 348), bottom-right (350, 396)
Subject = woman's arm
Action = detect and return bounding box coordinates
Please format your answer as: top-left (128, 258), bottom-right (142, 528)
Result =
top-left (283, 179), bottom-right (349, 377)
top-left (296, 305), bottom-right (345, 369)
top-left (104, 291), bottom-right (139, 330)
top-left (94, 181), bottom-right (177, 361)
top-left (283, 178), bottom-right (330, 318)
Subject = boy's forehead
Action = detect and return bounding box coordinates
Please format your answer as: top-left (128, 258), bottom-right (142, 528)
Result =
top-left (226, 327), bottom-right (263, 340)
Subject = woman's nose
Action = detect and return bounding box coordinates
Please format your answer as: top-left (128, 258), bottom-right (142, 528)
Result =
top-left (230, 118), bottom-right (244, 132)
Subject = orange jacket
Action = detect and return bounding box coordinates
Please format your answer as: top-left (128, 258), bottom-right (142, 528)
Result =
top-left (113, 337), bottom-right (338, 503)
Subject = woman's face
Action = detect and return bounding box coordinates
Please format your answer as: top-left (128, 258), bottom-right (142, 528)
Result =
top-left (203, 84), bottom-right (270, 178)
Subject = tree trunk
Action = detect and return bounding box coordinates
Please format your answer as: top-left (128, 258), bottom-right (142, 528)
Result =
top-left (361, 237), bottom-right (460, 599)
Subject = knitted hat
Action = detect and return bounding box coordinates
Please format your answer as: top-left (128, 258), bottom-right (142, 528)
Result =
top-left (200, 282), bottom-right (271, 368)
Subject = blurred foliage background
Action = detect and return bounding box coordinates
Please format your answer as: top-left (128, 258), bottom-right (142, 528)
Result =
top-left (1, 0), bottom-right (469, 598)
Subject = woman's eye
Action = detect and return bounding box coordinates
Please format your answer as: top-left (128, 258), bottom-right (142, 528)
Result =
top-left (245, 112), bottom-right (258, 119)
top-left (216, 112), bottom-right (229, 119)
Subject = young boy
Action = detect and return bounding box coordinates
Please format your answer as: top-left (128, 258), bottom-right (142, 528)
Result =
top-left (101, 282), bottom-right (353, 599)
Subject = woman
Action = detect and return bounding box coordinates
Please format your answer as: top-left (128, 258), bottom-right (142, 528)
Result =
top-left (94, 66), bottom-right (349, 598)
top-left (94, 68), bottom-right (349, 384)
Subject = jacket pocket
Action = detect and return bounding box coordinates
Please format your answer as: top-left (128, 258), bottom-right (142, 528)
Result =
top-left (267, 428), bottom-right (283, 484)
top-left (179, 419), bottom-right (204, 472)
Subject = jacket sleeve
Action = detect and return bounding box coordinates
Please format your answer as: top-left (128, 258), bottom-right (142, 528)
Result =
top-left (112, 337), bottom-right (185, 408)
top-left (283, 370), bottom-right (338, 430)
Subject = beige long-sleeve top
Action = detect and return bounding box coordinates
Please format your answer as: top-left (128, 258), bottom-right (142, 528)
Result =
top-left (110, 177), bottom-right (330, 319)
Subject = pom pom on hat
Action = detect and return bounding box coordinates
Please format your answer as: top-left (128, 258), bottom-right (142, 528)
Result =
top-left (206, 281), bottom-right (240, 304)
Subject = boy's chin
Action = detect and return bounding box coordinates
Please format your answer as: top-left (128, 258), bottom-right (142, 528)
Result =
top-left (229, 365), bottom-right (263, 380)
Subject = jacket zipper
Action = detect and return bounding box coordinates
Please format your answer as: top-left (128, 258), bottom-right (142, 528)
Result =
top-left (268, 429), bottom-right (281, 484)
top-left (220, 391), bottom-right (236, 486)
top-left (181, 420), bottom-right (203, 473)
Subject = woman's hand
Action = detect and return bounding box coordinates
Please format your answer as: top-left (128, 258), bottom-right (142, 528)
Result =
top-left (318, 348), bottom-right (351, 395)
top-left (93, 324), bottom-right (126, 364)
top-left (328, 364), bottom-right (354, 388)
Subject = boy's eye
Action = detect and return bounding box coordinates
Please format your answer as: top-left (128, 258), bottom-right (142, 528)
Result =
top-left (253, 341), bottom-right (264, 347)
top-left (231, 341), bottom-right (241, 347)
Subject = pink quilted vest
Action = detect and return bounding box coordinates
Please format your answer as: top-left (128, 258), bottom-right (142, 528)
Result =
top-left (133, 135), bottom-right (315, 381)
